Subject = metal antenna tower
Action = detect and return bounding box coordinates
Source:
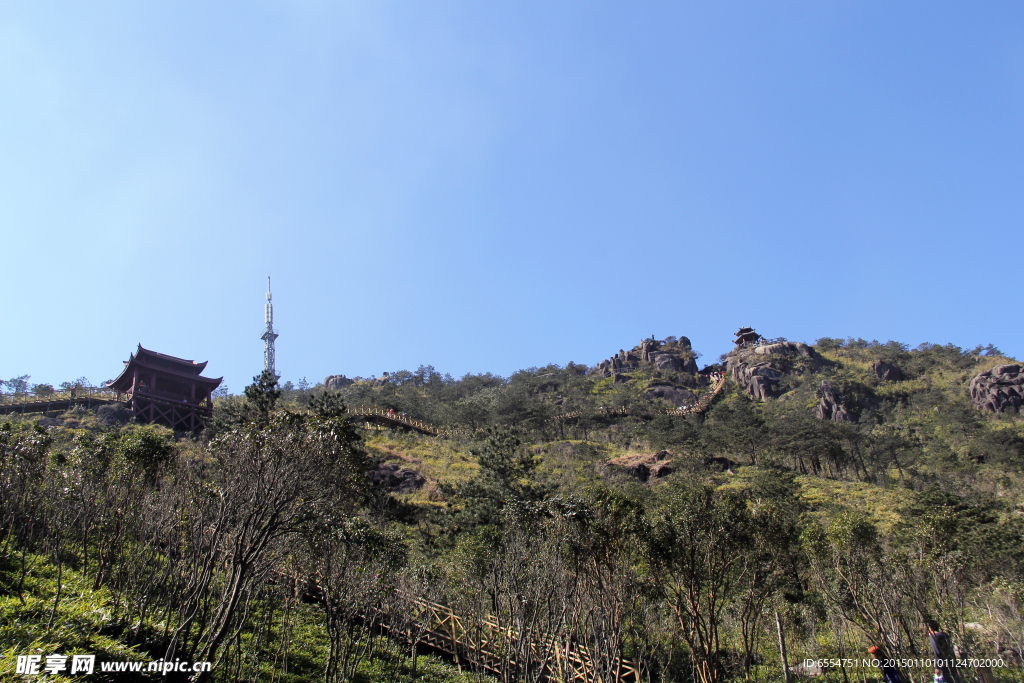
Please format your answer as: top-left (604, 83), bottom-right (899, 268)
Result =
top-left (261, 276), bottom-right (279, 378)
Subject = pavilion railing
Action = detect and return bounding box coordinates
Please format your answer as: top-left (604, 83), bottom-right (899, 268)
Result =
top-left (0, 386), bottom-right (120, 406)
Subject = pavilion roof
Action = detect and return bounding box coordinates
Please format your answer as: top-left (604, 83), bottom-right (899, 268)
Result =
top-left (134, 345), bottom-right (208, 374)
top-left (107, 345), bottom-right (222, 392)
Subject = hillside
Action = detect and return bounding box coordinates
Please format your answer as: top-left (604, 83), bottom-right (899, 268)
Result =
top-left (2, 331), bottom-right (1022, 682)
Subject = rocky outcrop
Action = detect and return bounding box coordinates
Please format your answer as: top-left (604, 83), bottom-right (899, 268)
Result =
top-left (593, 337), bottom-right (698, 378)
top-left (729, 360), bottom-right (783, 400)
top-left (640, 339), bottom-right (659, 363)
top-left (651, 352), bottom-right (699, 374)
top-left (872, 360), bottom-right (902, 382)
top-left (970, 364), bottom-right (1023, 414)
top-left (324, 374), bottom-right (354, 390)
top-left (751, 341), bottom-right (820, 365)
top-left (646, 384), bottom-right (697, 406)
top-left (606, 450), bottom-right (674, 481)
top-left (725, 341), bottom-right (820, 401)
top-left (651, 352), bottom-right (682, 372)
top-left (367, 462), bottom-right (426, 493)
top-left (816, 380), bottom-right (851, 422)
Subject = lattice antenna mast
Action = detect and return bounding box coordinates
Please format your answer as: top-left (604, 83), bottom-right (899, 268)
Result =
top-left (260, 276), bottom-right (279, 378)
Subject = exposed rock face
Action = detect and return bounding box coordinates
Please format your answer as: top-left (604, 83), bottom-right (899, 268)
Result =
top-left (816, 380), bottom-right (851, 422)
top-left (367, 462), bottom-right (426, 493)
top-left (872, 360), bottom-right (902, 382)
top-left (970, 364), bottom-right (1023, 413)
top-left (730, 361), bottom-right (783, 400)
top-left (324, 375), bottom-right (354, 390)
top-left (725, 341), bottom-right (820, 401)
top-left (593, 336), bottom-right (698, 378)
top-left (606, 450), bottom-right (674, 481)
top-left (640, 339), bottom-right (659, 363)
top-left (652, 353), bottom-right (682, 372)
top-left (646, 385), bottom-right (697, 406)
top-left (752, 342), bottom-right (792, 357)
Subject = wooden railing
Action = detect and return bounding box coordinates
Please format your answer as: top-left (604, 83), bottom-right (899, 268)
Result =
top-left (345, 406), bottom-right (456, 437)
top-left (269, 566), bottom-right (641, 683)
top-left (379, 592), bottom-right (641, 682)
top-left (0, 387), bottom-right (121, 416)
top-left (0, 386), bottom-right (120, 406)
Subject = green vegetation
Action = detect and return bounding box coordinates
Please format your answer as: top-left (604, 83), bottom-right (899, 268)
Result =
top-left (2, 337), bottom-right (1023, 682)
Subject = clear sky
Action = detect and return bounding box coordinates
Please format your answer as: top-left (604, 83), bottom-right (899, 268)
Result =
top-left (2, 2), bottom-right (1022, 393)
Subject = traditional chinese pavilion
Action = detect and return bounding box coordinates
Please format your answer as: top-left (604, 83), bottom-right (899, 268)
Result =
top-left (107, 345), bottom-right (223, 432)
top-left (734, 327), bottom-right (761, 346)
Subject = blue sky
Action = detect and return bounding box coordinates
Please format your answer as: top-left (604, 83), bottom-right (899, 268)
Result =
top-left (2, 2), bottom-right (1022, 392)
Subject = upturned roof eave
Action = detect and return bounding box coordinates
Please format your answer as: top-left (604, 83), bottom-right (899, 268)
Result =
top-left (108, 349), bottom-right (222, 392)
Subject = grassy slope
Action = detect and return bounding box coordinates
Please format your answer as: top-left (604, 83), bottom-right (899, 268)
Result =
top-left (0, 549), bottom-right (476, 683)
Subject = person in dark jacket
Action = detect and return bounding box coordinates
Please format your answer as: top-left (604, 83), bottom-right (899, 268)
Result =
top-left (928, 622), bottom-right (963, 683)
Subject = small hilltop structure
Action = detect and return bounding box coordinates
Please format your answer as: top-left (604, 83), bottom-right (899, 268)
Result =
top-left (107, 345), bottom-right (223, 432)
top-left (734, 327), bottom-right (761, 347)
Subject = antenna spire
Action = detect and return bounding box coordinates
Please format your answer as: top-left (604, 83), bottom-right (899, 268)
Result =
top-left (260, 276), bottom-right (279, 378)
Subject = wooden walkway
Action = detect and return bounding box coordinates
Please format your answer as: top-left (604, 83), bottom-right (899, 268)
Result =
top-left (272, 567), bottom-right (641, 683)
top-left (345, 406), bottom-right (456, 437)
top-left (0, 387), bottom-right (120, 416)
top-left (380, 593), bottom-right (641, 682)
top-left (2, 376), bottom-right (729, 441)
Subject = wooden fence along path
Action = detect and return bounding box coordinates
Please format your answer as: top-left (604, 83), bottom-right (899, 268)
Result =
top-left (0, 387), bottom-right (120, 416)
top-left (345, 406), bottom-right (457, 437)
top-left (380, 593), bottom-right (641, 682)
top-left (2, 376), bottom-right (729, 440)
top-left (270, 567), bottom-right (641, 683)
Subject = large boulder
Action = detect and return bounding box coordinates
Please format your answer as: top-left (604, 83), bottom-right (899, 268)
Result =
top-left (652, 353), bottom-right (683, 372)
top-left (730, 361), bottom-right (783, 400)
top-left (640, 338), bottom-right (660, 363)
top-left (646, 385), bottom-right (697, 407)
top-left (752, 341), bottom-right (821, 368)
top-left (816, 380), bottom-right (851, 422)
top-left (367, 462), bottom-right (426, 493)
top-left (970, 364), bottom-right (1023, 414)
top-left (872, 360), bottom-right (902, 382)
top-left (593, 338), bottom-right (695, 376)
top-left (726, 341), bottom-right (821, 401)
top-left (324, 374), bottom-right (354, 390)
top-left (753, 342), bottom-right (792, 357)
top-left (748, 376), bottom-right (776, 401)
